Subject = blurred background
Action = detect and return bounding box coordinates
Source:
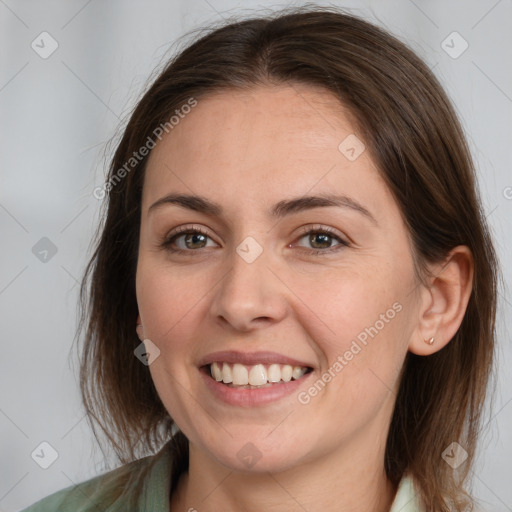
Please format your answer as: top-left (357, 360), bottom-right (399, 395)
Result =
top-left (0, 0), bottom-right (511, 510)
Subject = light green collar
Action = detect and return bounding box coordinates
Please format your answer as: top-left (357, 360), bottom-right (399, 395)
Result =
top-left (389, 474), bottom-right (425, 511)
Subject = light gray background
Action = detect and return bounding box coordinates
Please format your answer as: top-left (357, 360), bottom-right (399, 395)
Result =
top-left (1, 1), bottom-right (511, 511)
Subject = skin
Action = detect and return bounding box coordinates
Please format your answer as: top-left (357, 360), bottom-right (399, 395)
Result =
top-left (135, 84), bottom-right (474, 511)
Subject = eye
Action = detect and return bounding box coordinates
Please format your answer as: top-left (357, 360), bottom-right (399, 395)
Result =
top-left (161, 225), bottom-right (217, 254)
top-left (293, 225), bottom-right (350, 255)
top-left (160, 224), bottom-right (350, 256)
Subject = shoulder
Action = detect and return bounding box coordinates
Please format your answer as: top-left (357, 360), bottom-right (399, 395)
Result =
top-left (19, 443), bottom-right (173, 512)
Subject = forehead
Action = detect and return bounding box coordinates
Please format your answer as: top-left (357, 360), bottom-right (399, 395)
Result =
top-left (141, 84), bottom-right (393, 222)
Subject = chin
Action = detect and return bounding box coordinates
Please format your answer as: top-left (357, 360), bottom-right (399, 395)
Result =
top-left (199, 434), bottom-right (309, 475)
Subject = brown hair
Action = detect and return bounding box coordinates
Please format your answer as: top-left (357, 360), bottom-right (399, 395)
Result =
top-left (76, 5), bottom-right (499, 510)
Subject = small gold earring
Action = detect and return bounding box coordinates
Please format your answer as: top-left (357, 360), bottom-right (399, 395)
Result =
top-left (425, 337), bottom-right (435, 345)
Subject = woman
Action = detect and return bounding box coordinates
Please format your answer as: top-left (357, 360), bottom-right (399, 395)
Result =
top-left (22, 5), bottom-right (499, 512)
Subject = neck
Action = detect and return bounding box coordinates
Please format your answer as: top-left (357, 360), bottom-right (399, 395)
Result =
top-left (170, 427), bottom-right (398, 512)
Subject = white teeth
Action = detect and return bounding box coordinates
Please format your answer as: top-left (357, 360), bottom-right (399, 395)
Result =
top-left (281, 365), bottom-right (293, 382)
top-left (248, 364), bottom-right (267, 386)
top-left (209, 362), bottom-right (310, 386)
top-left (232, 363), bottom-right (249, 386)
top-left (292, 366), bottom-right (307, 380)
top-left (211, 362), bottom-right (222, 381)
top-left (267, 364), bottom-right (281, 383)
top-left (221, 363), bottom-right (233, 384)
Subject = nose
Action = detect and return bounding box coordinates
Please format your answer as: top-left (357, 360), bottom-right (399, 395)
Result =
top-left (209, 244), bottom-right (289, 332)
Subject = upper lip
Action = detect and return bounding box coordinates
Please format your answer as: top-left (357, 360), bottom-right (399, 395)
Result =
top-left (198, 350), bottom-right (314, 368)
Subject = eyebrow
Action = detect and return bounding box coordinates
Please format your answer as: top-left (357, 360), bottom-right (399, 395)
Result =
top-left (148, 192), bottom-right (377, 225)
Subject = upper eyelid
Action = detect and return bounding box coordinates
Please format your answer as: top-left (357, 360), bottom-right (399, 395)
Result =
top-left (166, 223), bottom-right (345, 238)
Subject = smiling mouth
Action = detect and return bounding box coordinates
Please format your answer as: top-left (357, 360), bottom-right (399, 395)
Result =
top-left (202, 362), bottom-right (313, 389)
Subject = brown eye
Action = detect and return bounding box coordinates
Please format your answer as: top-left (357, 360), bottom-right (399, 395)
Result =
top-left (180, 232), bottom-right (208, 250)
top-left (161, 227), bottom-right (217, 253)
top-left (304, 232), bottom-right (336, 249)
top-left (294, 226), bottom-right (350, 255)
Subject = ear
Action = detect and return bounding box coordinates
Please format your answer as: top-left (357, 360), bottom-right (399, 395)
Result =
top-left (409, 245), bottom-right (474, 356)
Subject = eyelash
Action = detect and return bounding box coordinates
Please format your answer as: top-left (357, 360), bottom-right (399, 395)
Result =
top-left (159, 224), bottom-right (350, 256)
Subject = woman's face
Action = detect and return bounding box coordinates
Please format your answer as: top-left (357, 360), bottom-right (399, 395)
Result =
top-left (136, 84), bottom-right (422, 473)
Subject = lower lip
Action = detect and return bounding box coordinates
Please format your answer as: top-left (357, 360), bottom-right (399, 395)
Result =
top-left (200, 368), bottom-right (313, 407)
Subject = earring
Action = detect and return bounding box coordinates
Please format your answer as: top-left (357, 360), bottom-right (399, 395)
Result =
top-left (425, 337), bottom-right (435, 345)
top-left (136, 323), bottom-right (144, 341)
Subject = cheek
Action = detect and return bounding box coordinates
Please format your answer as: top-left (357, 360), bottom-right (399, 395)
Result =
top-left (136, 261), bottom-right (211, 426)
top-left (293, 260), bottom-right (410, 406)
top-left (135, 260), bottom-right (209, 361)
top-left (293, 260), bottom-right (404, 355)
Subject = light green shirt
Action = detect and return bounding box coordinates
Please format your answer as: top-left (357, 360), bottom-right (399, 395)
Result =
top-left (20, 441), bottom-right (424, 511)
